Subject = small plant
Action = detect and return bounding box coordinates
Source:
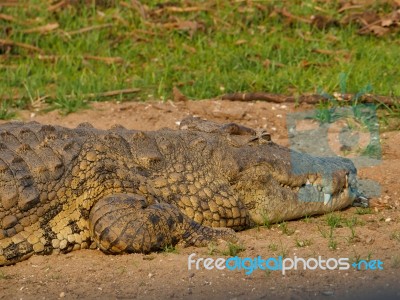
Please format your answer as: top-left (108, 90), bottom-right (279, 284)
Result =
top-left (344, 216), bottom-right (358, 243)
top-left (391, 256), bottom-right (400, 268)
top-left (346, 227), bottom-right (358, 244)
top-left (260, 212), bottom-right (272, 229)
top-left (265, 269), bottom-right (272, 277)
top-left (278, 244), bottom-right (289, 259)
top-left (268, 243), bottom-right (278, 252)
top-left (118, 266), bottom-right (127, 275)
top-left (344, 216), bottom-right (358, 228)
top-left (326, 213), bottom-right (342, 229)
top-left (351, 250), bottom-right (362, 264)
top-left (317, 225), bottom-right (329, 238)
top-left (0, 101), bottom-right (16, 120)
top-left (329, 227), bottom-right (335, 239)
top-left (207, 242), bottom-right (218, 255)
top-left (163, 245), bottom-right (178, 254)
top-left (222, 243), bottom-right (245, 256)
top-left (0, 271), bottom-right (11, 280)
top-left (278, 221), bottom-right (295, 236)
top-left (52, 96), bottom-right (90, 115)
top-left (295, 239), bottom-right (312, 248)
top-left (355, 208), bottom-right (373, 215)
top-left (328, 238), bottom-right (338, 250)
top-left (301, 215), bottom-right (313, 223)
top-left (50, 274), bottom-right (61, 280)
top-left (366, 252), bottom-right (373, 262)
top-left (390, 231), bottom-right (400, 242)
top-left (267, 241), bottom-right (287, 258)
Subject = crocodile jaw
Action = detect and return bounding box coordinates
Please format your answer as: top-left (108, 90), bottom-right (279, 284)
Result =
top-left (232, 144), bottom-right (359, 224)
top-left (239, 174), bottom-right (357, 224)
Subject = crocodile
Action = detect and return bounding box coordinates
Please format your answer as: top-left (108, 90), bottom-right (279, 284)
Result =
top-left (0, 117), bottom-right (367, 265)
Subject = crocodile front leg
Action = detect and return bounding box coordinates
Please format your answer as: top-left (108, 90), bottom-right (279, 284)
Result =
top-left (89, 193), bottom-right (237, 254)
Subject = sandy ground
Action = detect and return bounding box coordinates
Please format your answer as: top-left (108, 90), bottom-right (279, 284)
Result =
top-left (0, 99), bottom-right (399, 300)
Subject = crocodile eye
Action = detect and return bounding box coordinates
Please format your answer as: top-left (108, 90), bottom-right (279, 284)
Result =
top-left (247, 131), bottom-right (272, 145)
top-left (261, 132), bottom-right (271, 142)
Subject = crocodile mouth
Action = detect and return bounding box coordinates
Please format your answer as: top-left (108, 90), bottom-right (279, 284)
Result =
top-left (271, 165), bottom-right (369, 209)
top-left (235, 163), bottom-right (367, 225)
top-left (276, 172), bottom-right (353, 206)
top-left (234, 155), bottom-right (368, 223)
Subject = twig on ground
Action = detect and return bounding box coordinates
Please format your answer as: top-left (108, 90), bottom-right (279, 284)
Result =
top-left (66, 24), bottom-right (114, 36)
top-left (153, 6), bottom-right (208, 14)
top-left (1, 88), bottom-right (140, 103)
top-left (124, 0), bottom-right (148, 20)
top-left (221, 92), bottom-right (399, 106)
top-left (37, 54), bottom-right (124, 64)
top-left (48, 0), bottom-right (69, 12)
top-left (0, 2), bottom-right (26, 7)
top-left (0, 39), bottom-right (43, 53)
top-left (21, 23), bottom-right (59, 34)
top-left (277, 8), bottom-right (312, 24)
top-left (338, 5), bottom-right (364, 13)
top-left (66, 88), bottom-right (141, 99)
top-left (0, 13), bottom-right (17, 22)
top-left (83, 55), bottom-right (124, 64)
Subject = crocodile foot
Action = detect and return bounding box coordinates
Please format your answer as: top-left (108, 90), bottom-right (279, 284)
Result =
top-left (89, 193), bottom-right (237, 254)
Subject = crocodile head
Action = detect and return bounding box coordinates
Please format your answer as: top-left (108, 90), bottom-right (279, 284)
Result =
top-left (180, 117), bottom-right (367, 224)
top-left (230, 138), bottom-right (364, 224)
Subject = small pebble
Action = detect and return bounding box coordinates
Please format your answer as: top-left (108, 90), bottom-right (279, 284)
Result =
top-left (59, 292), bottom-right (65, 298)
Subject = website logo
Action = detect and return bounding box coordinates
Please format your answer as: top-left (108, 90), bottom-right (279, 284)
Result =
top-left (188, 253), bottom-right (383, 275)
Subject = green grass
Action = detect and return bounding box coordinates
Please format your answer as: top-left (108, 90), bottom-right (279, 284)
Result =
top-left (0, 101), bottom-right (16, 120)
top-left (222, 242), bottom-right (245, 256)
top-left (260, 211), bottom-right (272, 229)
top-left (0, 271), bottom-right (11, 280)
top-left (268, 243), bottom-right (278, 252)
top-left (355, 208), bottom-right (373, 215)
top-left (163, 244), bottom-right (178, 254)
top-left (351, 250), bottom-right (374, 265)
top-left (0, 1), bottom-right (400, 116)
top-left (344, 216), bottom-right (358, 243)
top-left (278, 221), bottom-right (295, 236)
top-left (268, 241), bottom-right (288, 258)
top-left (326, 213), bottom-right (343, 229)
top-left (392, 255), bottom-right (400, 268)
top-left (328, 238), bottom-right (337, 250)
top-left (390, 231), bottom-right (400, 242)
top-left (301, 215), bottom-right (313, 223)
top-left (207, 242), bottom-right (217, 255)
top-left (295, 238), bottom-right (312, 248)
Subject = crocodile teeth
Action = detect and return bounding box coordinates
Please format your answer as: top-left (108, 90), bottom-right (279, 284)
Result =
top-left (308, 175), bottom-right (317, 184)
top-left (324, 193), bottom-right (332, 205)
top-left (306, 179), bottom-right (311, 185)
top-left (345, 174), bottom-right (348, 188)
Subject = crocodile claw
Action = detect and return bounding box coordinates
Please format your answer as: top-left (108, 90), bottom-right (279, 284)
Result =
top-left (352, 194), bottom-right (369, 208)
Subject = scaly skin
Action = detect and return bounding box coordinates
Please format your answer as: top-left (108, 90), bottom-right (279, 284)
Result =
top-left (0, 118), bottom-right (362, 265)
